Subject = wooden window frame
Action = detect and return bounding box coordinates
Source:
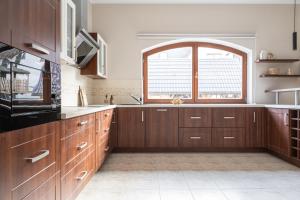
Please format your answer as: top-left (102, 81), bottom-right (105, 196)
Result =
top-left (143, 42), bottom-right (247, 104)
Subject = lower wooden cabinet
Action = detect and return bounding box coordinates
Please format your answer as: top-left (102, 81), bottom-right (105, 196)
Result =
top-left (212, 128), bottom-right (246, 148)
top-left (246, 108), bottom-right (266, 148)
top-left (267, 108), bottom-right (289, 156)
top-left (146, 108), bottom-right (179, 148)
top-left (179, 128), bottom-right (212, 148)
top-left (117, 108), bottom-right (145, 148)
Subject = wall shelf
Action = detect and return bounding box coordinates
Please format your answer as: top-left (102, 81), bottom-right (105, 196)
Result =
top-left (260, 74), bottom-right (300, 78)
top-left (256, 59), bottom-right (300, 63)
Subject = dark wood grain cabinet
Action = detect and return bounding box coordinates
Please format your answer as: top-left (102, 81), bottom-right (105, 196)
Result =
top-left (179, 108), bottom-right (212, 127)
top-left (246, 108), bottom-right (266, 148)
top-left (11, 0), bottom-right (60, 63)
top-left (212, 108), bottom-right (246, 127)
top-left (267, 108), bottom-right (290, 156)
top-left (179, 128), bottom-right (212, 148)
top-left (146, 108), bottom-right (179, 148)
top-left (0, 0), bottom-right (11, 44)
top-left (212, 128), bottom-right (246, 148)
top-left (117, 108), bottom-right (145, 148)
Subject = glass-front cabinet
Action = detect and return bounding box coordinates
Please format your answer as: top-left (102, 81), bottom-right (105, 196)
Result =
top-left (61, 0), bottom-right (76, 64)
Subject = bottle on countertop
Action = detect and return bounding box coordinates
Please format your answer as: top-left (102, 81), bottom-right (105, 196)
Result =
top-left (104, 94), bottom-right (109, 104)
top-left (110, 95), bottom-right (114, 105)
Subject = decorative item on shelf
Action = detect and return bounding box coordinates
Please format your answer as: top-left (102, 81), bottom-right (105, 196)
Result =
top-left (267, 53), bottom-right (274, 60)
top-left (267, 67), bottom-right (280, 75)
top-left (79, 86), bottom-right (88, 107)
top-left (171, 97), bottom-right (184, 105)
top-left (287, 68), bottom-right (295, 75)
top-left (259, 50), bottom-right (268, 60)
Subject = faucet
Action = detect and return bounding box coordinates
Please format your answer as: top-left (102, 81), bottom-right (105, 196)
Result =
top-left (130, 95), bottom-right (143, 105)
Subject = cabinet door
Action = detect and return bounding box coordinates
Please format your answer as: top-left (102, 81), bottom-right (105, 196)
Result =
top-left (179, 108), bottom-right (212, 127)
top-left (146, 108), bottom-right (179, 148)
top-left (118, 108), bottom-right (145, 148)
top-left (246, 108), bottom-right (266, 148)
top-left (11, 0), bottom-right (58, 62)
top-left (0, 0), bottom-right (10, 44)
top-left (212, 108), bottom-right (245, 127)
top-left (109, 110), bottom-right (118, 150)
top-left (212, 128), bottom-right (245, 148)
top-left (267, 108), bottom-right (289, 156)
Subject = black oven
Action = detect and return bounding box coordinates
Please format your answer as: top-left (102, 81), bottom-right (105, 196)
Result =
top-left (0, 42), bottom-right (61, 133)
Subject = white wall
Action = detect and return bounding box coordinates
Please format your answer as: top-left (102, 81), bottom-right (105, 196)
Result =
top-left (90, 4), bottom-right (300, 104)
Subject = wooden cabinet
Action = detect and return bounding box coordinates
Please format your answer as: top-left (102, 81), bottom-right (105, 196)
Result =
top-left (267, 108), bottom-right (289, 156)
top-left (0, 121), bottom-right (60, 200)
top-left (117, 108), bottom-right (145, 148)
top-left (11, 0), bottom-right (60, 63)
top-left (212, 128), bottom-right (245, 148)
top-left (146, 108), bottom-right (179, 148)
top-left (179, 128), bottom-right (211, 148)
top-left (109, 110), bottom-right (118, 150)
top-left (246, 108), bottom-right (266, 148)
top-left (179, 108), bottom-right (212, 127)
top-left (212, 108), bottom-right (246, 128)
top-left (0, 0), bottom-right (11, 44)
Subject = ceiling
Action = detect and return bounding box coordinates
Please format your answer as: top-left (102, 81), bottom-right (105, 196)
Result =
top-left (90, 0), bottom-right (299, 4)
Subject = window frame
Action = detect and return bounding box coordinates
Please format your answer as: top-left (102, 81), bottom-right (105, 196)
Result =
top-left (143, 42), bottom-right (247, 104)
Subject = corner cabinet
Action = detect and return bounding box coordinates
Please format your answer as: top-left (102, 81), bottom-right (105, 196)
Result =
top-left (60, 0), bottom-right (76, 64)
top-left (81, 33), bottom-right (108, 79)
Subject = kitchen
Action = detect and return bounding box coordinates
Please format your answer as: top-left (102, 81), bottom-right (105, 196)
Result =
top-left (1, 0), bottom-right (300, 200)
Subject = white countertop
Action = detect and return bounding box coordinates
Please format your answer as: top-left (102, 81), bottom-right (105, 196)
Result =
top-left (61, 104), bottom-right (300, 119)
top-left (61, 105), bottom-right (116, 119)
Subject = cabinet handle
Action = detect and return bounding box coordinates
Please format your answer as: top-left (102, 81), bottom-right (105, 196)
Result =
top-left (253, 112), bottom-right (256, 123)
top-left (190, 136), bottom-right (201, 140)
top-left (141, 110), bottom-right (144, 122)
top-left (104, 113), bottom-right (110, 117)
top-left (190, 116), bottom-right (201, 119)
top-left (79, 121), bottom-right (88, 126)
top-left (24, 150), bottom-right (50, 163)
top-left (104, 128), bottom-right (110, 133)
top-left (224, 136), bottom-right (235, 139)
top-left (224, 117), bottom-right (235, 119)
top-left (284, 113), bottom-right (289, 126)
top-left (104, 146), bottom-right (110, 152)
top-left (156, 109), bottom-right (167, 112)
top-left (76, 171), bottom-right (88, 181)
top-left (27, 43), bottom-right (50, 55)
top-left (77, 142), bottom-right (88, 150)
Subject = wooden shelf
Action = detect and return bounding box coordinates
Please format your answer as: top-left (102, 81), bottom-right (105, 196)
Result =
top-left (260, 74), bottom-right (300, 78)
top-left (256, 59), bottom-right (300, 63)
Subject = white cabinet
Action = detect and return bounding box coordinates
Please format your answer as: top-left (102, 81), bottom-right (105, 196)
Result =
top-left (61, 0), bottom-right (76, 64)
top-left (97, 34), bottom-right (108, 78)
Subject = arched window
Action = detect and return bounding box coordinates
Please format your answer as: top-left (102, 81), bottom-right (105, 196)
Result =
top-left (143, 42), bottom-right (247, 103)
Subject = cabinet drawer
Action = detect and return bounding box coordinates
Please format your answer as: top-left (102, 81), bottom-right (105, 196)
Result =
top-left (179, 128), bottom-right (211, 148)
top-left (63, 114), bottom-right (95, 138)
top-left (212, 108), bottom-right (245, 127)
top-left (10, 132), bottom-right (56, 189)
top-left (179, 108), bottom-right (212, 127)
top-left (61, 125), bottom-right (94, 168)
top-left (61, 152), bottom-right (94, 200)
top-left (212, 128), bottom-right (245, 148)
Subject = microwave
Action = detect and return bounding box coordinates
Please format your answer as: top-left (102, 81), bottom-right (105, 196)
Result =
top-left (76, 29), bottom-right (100, 67)
top-left (0, 42), bottom-right (61, 133)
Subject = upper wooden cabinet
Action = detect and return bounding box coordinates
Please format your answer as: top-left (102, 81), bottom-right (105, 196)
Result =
top-left (246, 108), bottom-right (266, 148)
top-left (145, 108), bottom-right (179, 148)
top-left (267, 108), bottom-right (290, 156)
top-left (81, 33), bottom-right (108, 79)
top-left (212, 108), bottom-right (246, 128)
top-left (117, 108), bottom-right (145, 148)
top-left (0, 0), bottom-right (10, 44)
top-left (11, 0), bottom-right (60, 63)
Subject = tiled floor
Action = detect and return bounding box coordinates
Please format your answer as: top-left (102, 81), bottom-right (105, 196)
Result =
top-left (77, 153), bottom-right (300, 200)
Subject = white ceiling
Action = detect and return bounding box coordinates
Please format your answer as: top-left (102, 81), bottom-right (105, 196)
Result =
top-left (90, 0), bottom-right (299, 4)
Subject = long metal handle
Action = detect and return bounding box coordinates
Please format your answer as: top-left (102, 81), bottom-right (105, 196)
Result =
top-left (141, 110), bottom-right (144, 122)
top-left (190, 136), bottom-right (201, 140)
top-left (76, 171), bottom-right (88, 181)
top-left (27, 43), bottom-right (50, 55)
top-left (77, 142), bottom-right (88, 150)
top-left (253, 112), bottom-right (256, 123)
top-left (224, 117), bottom-right (235, 119)
top-left (190, 116), bottom-right (201, 119)
top-left (284, 113), bottom-right (289, 126)
top-left (224, 136), bottom-right (235, 139)
top-left (104, 146), bottom-right (110, 152)
top-left (156, 109), bottom-right (167, 112)
top-left (79, 121), bottom-right (88, 126)
top-left (24, 150), bottom-right (50, 163)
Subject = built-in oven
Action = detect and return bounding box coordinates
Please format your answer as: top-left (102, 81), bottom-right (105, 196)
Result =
top-left (0, 42), bottom-right (61, 133)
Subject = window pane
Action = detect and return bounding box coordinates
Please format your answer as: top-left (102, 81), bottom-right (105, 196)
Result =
top-left (198, 47), bottom-right (243, 99)
top-left (147, 47), bottom-right (192, 99)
